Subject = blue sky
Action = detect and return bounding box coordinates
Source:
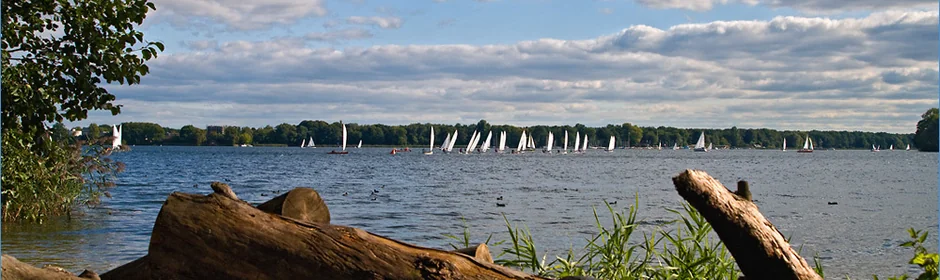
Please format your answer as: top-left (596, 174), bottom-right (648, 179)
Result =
top-left (78, 0), bottom-right (938, 133)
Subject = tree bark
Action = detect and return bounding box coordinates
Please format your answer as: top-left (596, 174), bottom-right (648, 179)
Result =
top-left (451, 244), bottom-right (494, 264)
top-left (671, 169), bottom-right (822, 280)
top-left (101, 192), bottom-right (545, 280)
top-left (1, 254), bottom-right (99, 280)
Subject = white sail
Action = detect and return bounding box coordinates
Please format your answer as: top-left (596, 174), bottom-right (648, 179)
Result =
top-left (357, 139), bottom-right (362, 149)
top-left (673, 142), bottom-right (679, 150)
top-left (498, 131), bottom-right (507, 152)
top-left (783, 138), bottom-right (786, 151)
top-left (429, 127), bottom-right (435, 150)
top-left (301, 138), bottom-right (306, 148)
top-left (447, 130), bottom-right (458, 152)
top-left (694, 132), bottom-right (706, 150)
top-left (527, 135), bottom-right (536, 150)
top-left (607, 136), bottom-right (615, 151)
top-left (481, 131), bottom-right (493, 152)
top-left (111, 124), bottom-right (122, 148)
top-left (889, 144), bottom-right (894, 150)
top-left (309, 137), bottom-right (315, 148)
top-left (808, 138), bottom-right (813, 150)
top-left (516, 131), bottom-right (527, 152)
top-left (441, 133), bottom-right (451, 150)
top-left (906, 144), bottom-right (911, 151)
top-left (545, 132), bottom-right (554, 152)
top-left (583, 135), bottom-right (588, 151)
top-left (708, 142), bottom-right (713, 150)
top-left (467, 131), bottom-right (480, 153)
top-left (563, 131), bottom-right (568, 153)
top-left (341, 123), bottom-right (348, 151)
top-left (574, 132), bottom-right (580, 152)
top-left (803, 137), bottom-right (810, 150)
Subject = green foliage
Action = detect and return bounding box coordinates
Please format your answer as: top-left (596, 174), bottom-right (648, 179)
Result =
top-left (2, 0), bottom-right (163, 137)
top-left (874, 228), bottom-right (939, 280)
top-left (913, 108), bottom-right (938, 152)
top-left (120, 122), bottom-right (165, 145)
top-left (1, 129), bottom-right (122, 223)
top-left (480, 198), bottom-right (741, 279)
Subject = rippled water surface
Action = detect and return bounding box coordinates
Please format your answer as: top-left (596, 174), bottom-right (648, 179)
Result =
top-left (3, 146), bottom-right (937, 278)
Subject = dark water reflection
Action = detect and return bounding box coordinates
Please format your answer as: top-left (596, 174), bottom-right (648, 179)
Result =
top-left (2, 146), bottom-right (937, 278)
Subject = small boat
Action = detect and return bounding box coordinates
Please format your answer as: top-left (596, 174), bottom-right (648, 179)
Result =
top-left (782, 138), bottom-right (786, 151)
top-left (673, 142), bottom-right (679, 150)
top-left (562, 131), bottom-right (569, 154)
top-left (480, 131), bottom-right (493, 153)
top-left (445, 130), bottom-right (458, 153)
top-left (797, 136), bottom-right (813, 153)
top-left (497, 131), bottom-right (507, 153)
top-left (906, 144), bottom-right (911, 151)
top-left (300, 138), bottom-right (306, 148)
top-left (357, 140), bottom-right (363, 149)
top-left (424, 126), bottom-right (434, 155)
top-left (328, 122), bottom-right (349, 155)
top-left (606, 135), bottom-right (615, 152)
top-left (871, 144), bottom-right (879, 152)
top-left (112, 124), bottom-right (123, 149)
top-left (573, 131), bottom-right (581, 153)
top-left (544, 132), bottom-right (554, 153)
top-left (390, 149), bottom-right (398, 155)
top-left (693, 132), bottom-right (707, 152)
top-left (889, 144), bottom-right (894, 151)
top-left (582, 134), bottom-right (588, 152)
top-left (514, 131), bottom-right (527, 154)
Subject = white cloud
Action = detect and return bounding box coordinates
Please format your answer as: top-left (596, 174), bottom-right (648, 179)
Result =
top-left (99, 10), bottom-right (937, 133)
top-left (346, 16), bottom-right (403, 29)
top-left (150, 0), bottom-right (327, 30)
top-left (305, 29), bottom-right (374, 41)
top-left (633, 0), bottom-right (935, 13)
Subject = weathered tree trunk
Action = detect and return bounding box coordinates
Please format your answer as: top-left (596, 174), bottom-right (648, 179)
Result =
top-left (451, 244), bottom-right (494, 264)
top-left (255, 187), bottom-right (330, 224)
top-left (1, 254), bottom-right (99, 280)
top-left (101, 192), bottom-right (545, 280)
top-left (671, 170), bottom-right (822, 280)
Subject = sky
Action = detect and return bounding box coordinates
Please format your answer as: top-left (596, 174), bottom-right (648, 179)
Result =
top-left (76, 0), bottom-right (938, 133)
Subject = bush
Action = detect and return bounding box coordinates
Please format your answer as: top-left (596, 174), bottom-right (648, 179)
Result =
top-left (1, 128), bottom-right (122, 223)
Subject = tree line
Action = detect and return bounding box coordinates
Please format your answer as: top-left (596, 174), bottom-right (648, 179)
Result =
top-left (58, 119), bottom-right (925, 151)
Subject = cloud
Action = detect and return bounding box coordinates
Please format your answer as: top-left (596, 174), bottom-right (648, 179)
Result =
top-left (304, 29), bottom-right (374, 41)
top-left (346, 16), bottom-right (403, 29)
top-left (150, 0), bottom-right (327, 30)
top-left (633, 0), bottom-right (934, 13)
top-left (98, 10), bottom-right (937, 133)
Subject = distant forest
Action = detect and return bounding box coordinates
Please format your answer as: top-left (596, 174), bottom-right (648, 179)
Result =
top-left (53, 120), bottom-right (916, 150)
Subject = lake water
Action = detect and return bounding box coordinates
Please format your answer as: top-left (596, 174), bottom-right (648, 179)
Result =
top-left (2, 146), bottom-right (937, 278)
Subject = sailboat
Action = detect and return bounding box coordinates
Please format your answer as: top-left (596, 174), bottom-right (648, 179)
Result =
top-left (797, 136), bottom-right (813, 153)
top-left (446, 130), bottom-right (458, 153)
top-left (906, 144), bottom-right (911, 151)
top-left (300, 138), bottom-right (306, 148)
top-left (693, 132), bottom-right (707, 152)
top-left (526, 134), bottom-right (536, 151)
top-left (582, 134), bottom-right (588, 152)
top-left (871, 144), bottom-right (879, 152)
top-left (357, 140), bottom-right (363, 149)
top-left (573, 132), bottom-right (580, 153)
top-left (673, 142), bottom-right (679, 150)
top-left (480, 131), bottom-right (493, 153)
top-left (782, 138), bottom-right (786, 151)
top-left (307, 137), bottom-right (316, 148)
top-left (441, 133), bottom-right (451, 151)
top-left (497, 131), bottom-right (507, 153)
top-left (708, 143), bottom-right (713, 151)
top-left (424, 127), bottom-right (435, 155)
top-left (544, 132), bottom-right (554, 153)
top-left (889, 144), bottom-right (894, 151)
top-left (514, 131), bottom-right (527, 154)
top-left (606, 136), bottom-right (615, 152)
top-left (111, 124), bottom-right (123, 149)
top-left (657, 142), bottom-right (662, 150)
top-left (328, 122), bottom-right (349, 154)
top-left (465, 131), bottom-right (481, 154)
top-left (562, 131), bottom-right (568, 154)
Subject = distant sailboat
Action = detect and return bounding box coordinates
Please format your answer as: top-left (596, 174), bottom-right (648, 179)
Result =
top-left (562, 131), bottom-right (568, 154)
top-left (889, 144), bottom-right (894, 151)
top-left (906, 144), bottom-right (911, 151)
top-left (424, 127), bottom-right (434, 155)
top-left (328, 122), bottom-right (349, 154)
top-left (441, 133), bottom-right (451, 151)
top-left (782, 138), bottom-right (786, 151)
top-left (480, 131), bottom-right (493, 153)
top-left (673, 142), bottom-right (679, 150)
top-left (308, 137), bottom-right (316, 148)
top-left (607, 136), bottom-right (615, 152)
top-left (797, 136), bottom-right (813, 153)
top-left (464, 131), bottom-right (479, 154)
top-left (357, 140), bottom-right (363, 149)
top-left (514, 131), bottom-right (527, 154)
top-left (657, 142), bottom-right (662, 150)
top-left (498, 131), bottom-right (507, 153)
top-left (446, 130), bottom-right (458, 153)
top-left (871, 144), bottom-right (879, 152)
top-left (708, 142), bottom-right (713, 151)
top-left (693, 132), bottom-right (707, 152)
top-left (573, 131), bottom-right (581, 153)
top-left (582, 134), bottom-right (588, 152)
top-left (111, 124), bottom-right (123, 149)
top-left (545, 132), bottom-right (554, 153)
top-left (300, 138), bottom-right (306, 148)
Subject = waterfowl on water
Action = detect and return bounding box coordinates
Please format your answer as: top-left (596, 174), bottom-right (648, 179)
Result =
top-left (608, 201), bottom-right (617, 205)
top-left (828, 202), bottom-right (838, 205)
top-left (497, 196), bottom-right (503, 200)
top-left (342, 192), bottom-right (349, 196)
top-left (496, 203), bottom-right (506, 207)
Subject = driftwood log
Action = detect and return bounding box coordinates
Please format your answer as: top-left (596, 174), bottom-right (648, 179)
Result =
top-left (101, 189), bottom-right (545, 280)
top-left (672, 169), bottom-right (822, 280)
top-left (451, 244), bottom-right (494, 264)
top-left (256, 187), bottom-right (331, 224)
top-left (1, 254), bottom-right (100, 280)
